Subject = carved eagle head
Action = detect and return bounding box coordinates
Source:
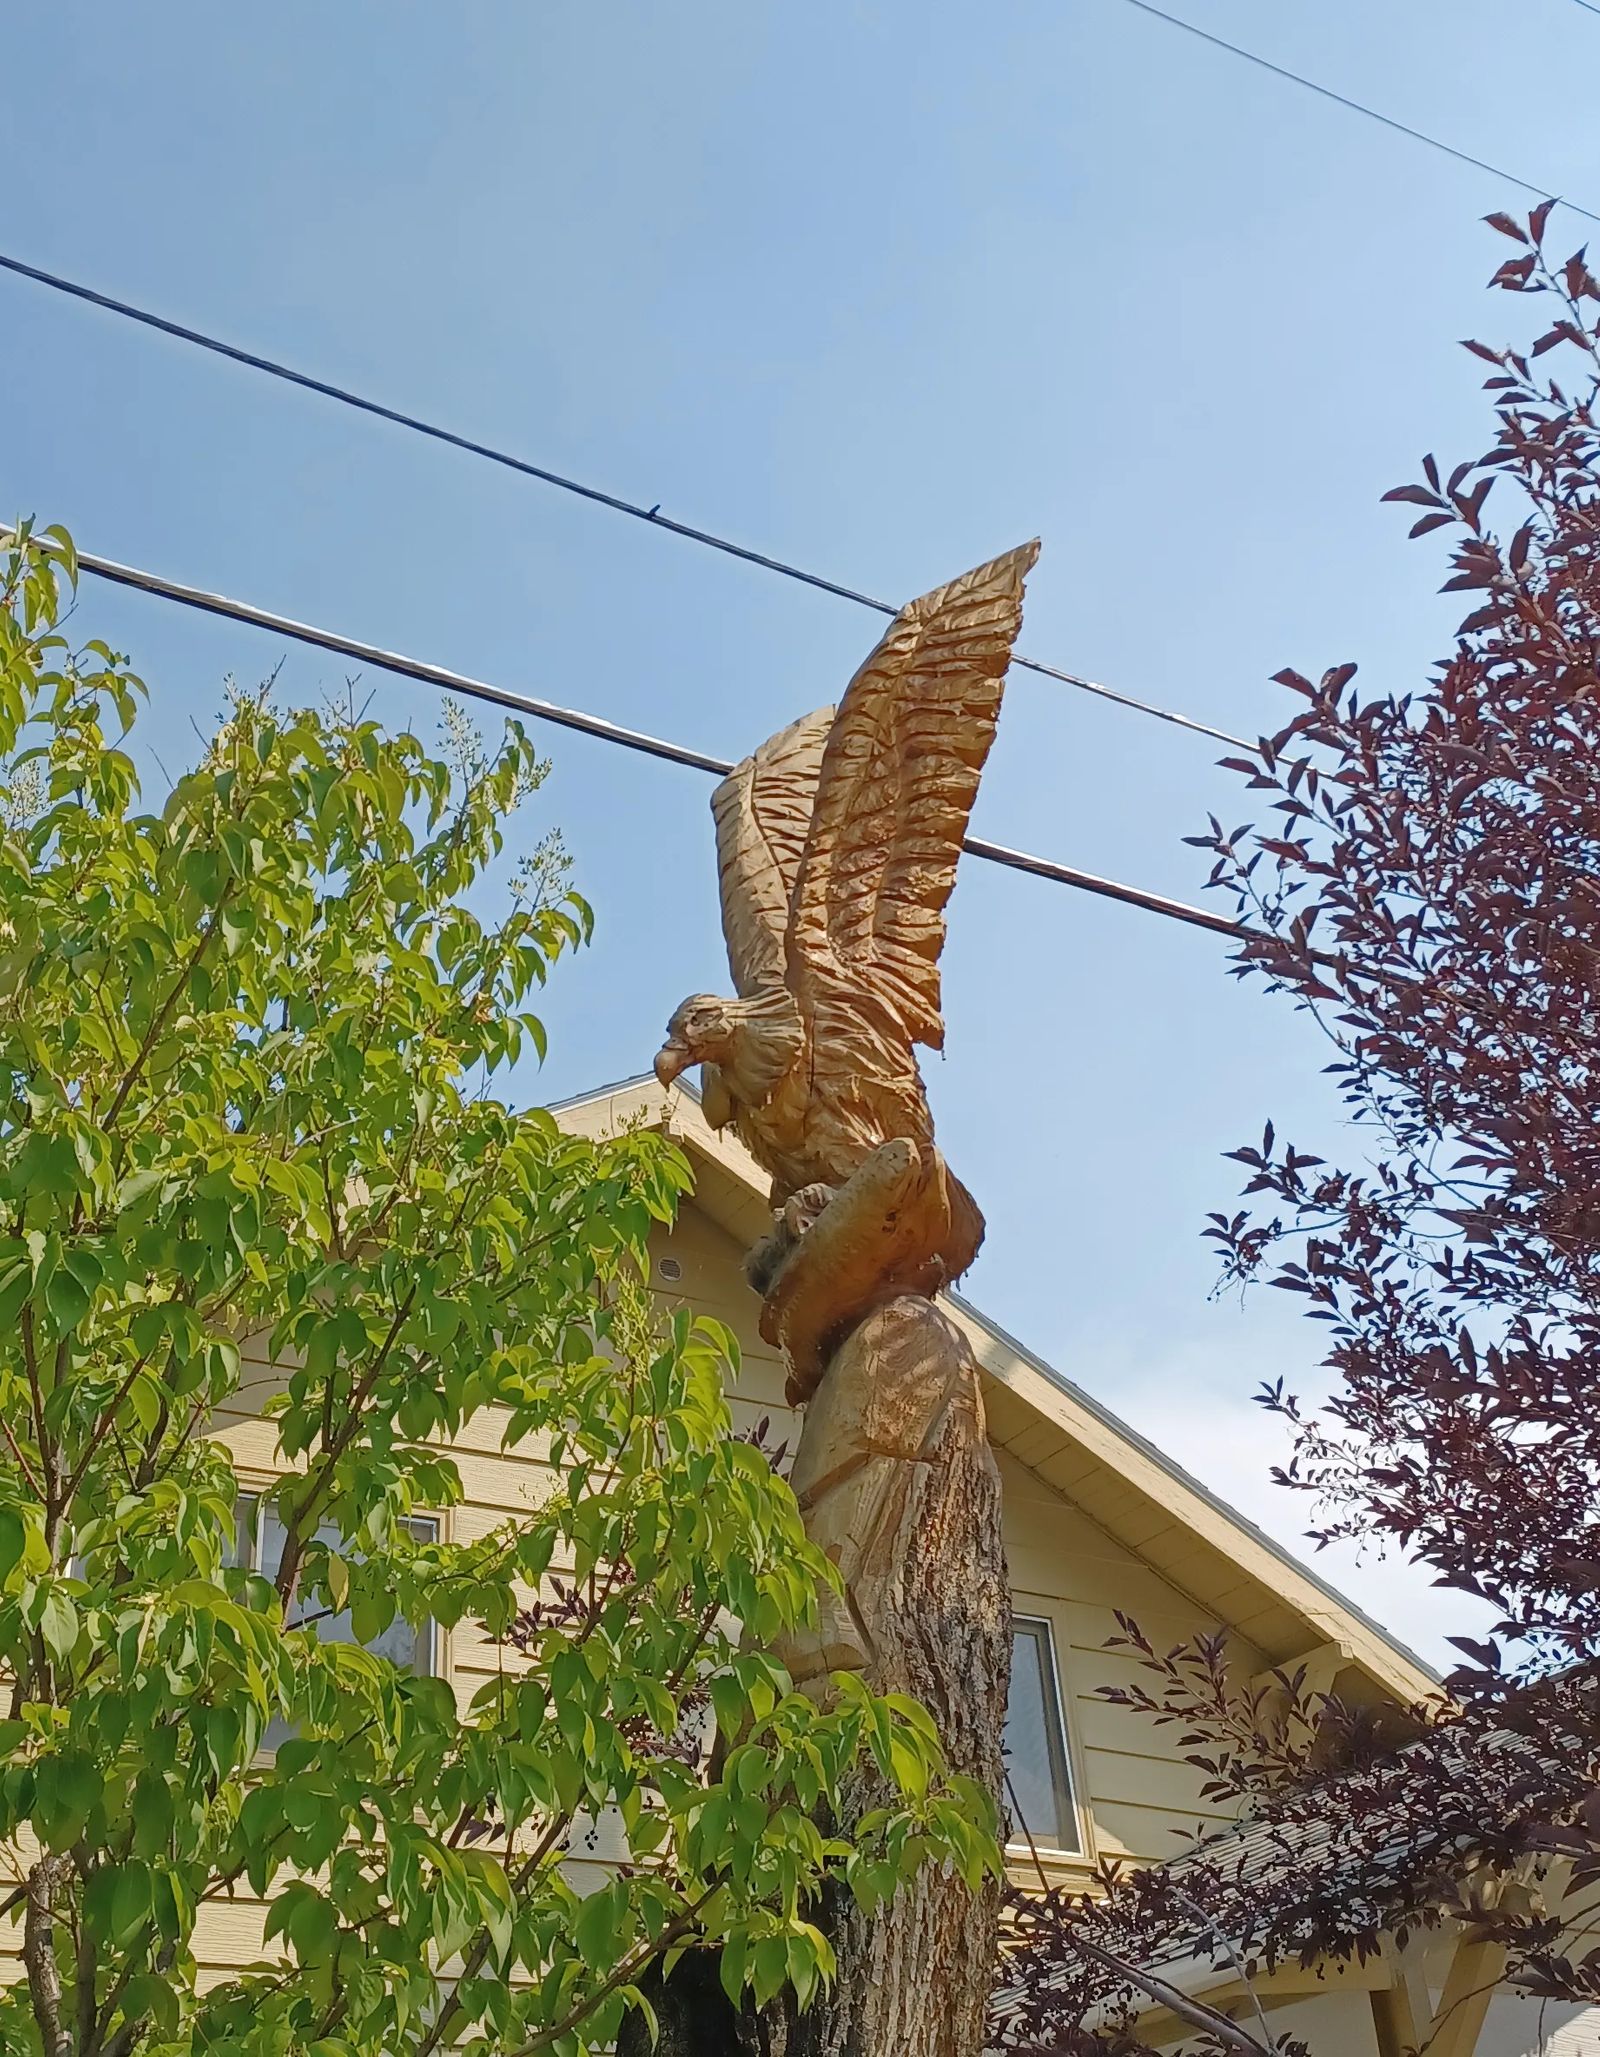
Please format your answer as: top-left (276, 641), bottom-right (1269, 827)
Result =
top-left (654, 988), bottom-right (802, 1115)
top-left (654, 993), bottom-right (736, 1084)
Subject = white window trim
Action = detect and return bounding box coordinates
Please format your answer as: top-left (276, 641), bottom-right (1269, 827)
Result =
top-left (1006, 1608), bottom-right (1090, 1866)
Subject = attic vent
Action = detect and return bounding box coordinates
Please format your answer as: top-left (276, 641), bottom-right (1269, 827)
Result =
top-left (658, 1256), bottom-right (683, 1282)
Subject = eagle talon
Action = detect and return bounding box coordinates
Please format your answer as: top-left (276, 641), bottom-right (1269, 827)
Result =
top-left (742, 1183), bottom-right (837, 1299)
top-left (783, 1182), bottom-right (836, 1244)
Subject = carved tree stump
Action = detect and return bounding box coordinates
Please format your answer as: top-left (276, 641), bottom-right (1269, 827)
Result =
top-left (623, 1295), bottom-right (1010, 2057)
top-left (775, 1295), bottom-right (1011, 2055)
top-left (640, 544), bottom-right (1039, 2053)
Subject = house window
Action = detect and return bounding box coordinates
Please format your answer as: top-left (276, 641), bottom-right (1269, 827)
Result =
top-left (1005, 1615), bottom-right (1081, 1853)
top-left (234, 1496), bottom-right (438, 1745)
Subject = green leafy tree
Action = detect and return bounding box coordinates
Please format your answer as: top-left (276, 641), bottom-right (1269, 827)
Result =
top-left (0, 524), bottom-right (993, 2057)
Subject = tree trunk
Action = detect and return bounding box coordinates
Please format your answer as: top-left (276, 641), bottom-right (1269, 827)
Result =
top-left (24, 1856), bottom-right (73, 2057)
top-left (623, 1294), bottom-right (1010, 2057)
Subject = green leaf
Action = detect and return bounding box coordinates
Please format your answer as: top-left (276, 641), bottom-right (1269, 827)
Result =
top-left (110, 1861), bottom-right (152, 1945)
top-left (719, 1926), bottom-right (750, 2007)
top-left (130, 1774), bottom-right (174, 1859)
top-left (120, 1975), bottom-right (179, 2036)
top-left (44, 1259), bottom-right (90, 1331)
top-left (573, 1877), bottom-right (627, 1971)
top-left (751, 1934), bottom-right (789, 2007)
top-left (35, 1751), bottom-right (100, 1848)
top-left (620, 1987), bottom-right (658, 2048)
top-left (270, 1884), bottom-right (338, 1966)
top-left (0, 1505), bottom-right (26, 1581)
top-left (40, 1588), bottom-right (78, 1663)
top-left (788, 1930), bottom-right (821, 2009)
top-left (709, 1669), bottom-right (746, 1740)
top-left (0, 1260), bottom-right (31, 1331)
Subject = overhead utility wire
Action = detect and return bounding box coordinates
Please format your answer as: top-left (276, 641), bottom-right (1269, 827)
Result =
top-left (35, 532), bottom-right (1248, 946)
top-left (0, 248), bottom-right (1249, 753)
top-left (1115, 0), bottom-right (1600, 225)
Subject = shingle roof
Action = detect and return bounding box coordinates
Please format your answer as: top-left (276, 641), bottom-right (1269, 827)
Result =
top-left (992, 1689), bottom-right (1589, 2033)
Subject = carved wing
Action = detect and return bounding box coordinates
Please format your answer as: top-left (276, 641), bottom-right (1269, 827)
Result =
top-left (787, 541), bottom-right (1039, 1050)
top-left (710, 706), bottom-right (834, 996)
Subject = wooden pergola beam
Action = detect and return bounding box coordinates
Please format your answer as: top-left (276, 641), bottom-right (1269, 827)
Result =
top-left (1130, 1926), bottom-right (1515, 2057)
top-left (1369, 1943), bottom-right (1426, 2057)
top-left (1425, 1936), bottom-right (1509, 2057)
top-left (1368, 1928), bottom-right (1510, 2057)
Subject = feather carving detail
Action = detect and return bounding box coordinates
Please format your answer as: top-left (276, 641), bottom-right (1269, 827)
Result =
top-left (657, 540), bottom-right (1039, 1267)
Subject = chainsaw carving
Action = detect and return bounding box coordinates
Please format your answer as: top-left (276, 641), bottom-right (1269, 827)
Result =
top-left (654, 540), bottom-right (1039, 1397)
top-left (636, 551), bottom-right (1037, 2055)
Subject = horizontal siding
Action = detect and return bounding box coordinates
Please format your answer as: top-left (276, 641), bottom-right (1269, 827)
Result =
top-left (1080, 1743), bottom-right (1233, 1818)
top-left (1088, 1797), bottom-right (1219, 1866)
top-left (998, 1444), bottom-right (1260, 1869)
top-left (1, 1189), bottom-right (1274, 1996)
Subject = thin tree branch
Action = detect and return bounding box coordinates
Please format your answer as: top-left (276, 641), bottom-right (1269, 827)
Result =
top-left (99, 887), bottom-right (231, 1136)
top-left (514, 1892), bottom-right (715, 2057)
top-left (0, 1409), bottom-right (43, 1500)
top-left (1059, 1928), bottom-right (1279, 2057)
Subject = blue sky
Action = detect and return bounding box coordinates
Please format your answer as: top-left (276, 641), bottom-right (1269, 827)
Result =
top-left (6, 0), bottom-right (1598, 1663)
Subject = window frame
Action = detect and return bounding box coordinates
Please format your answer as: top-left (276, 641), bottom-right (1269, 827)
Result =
top-left (1004, 1609), bottom-right (1088, 1862)
top-left (230, 1478), bottom-right (448, 1685)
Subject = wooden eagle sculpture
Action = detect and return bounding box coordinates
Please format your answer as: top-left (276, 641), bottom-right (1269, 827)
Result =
top-left (654, 542), bottom-right (1039, 1365)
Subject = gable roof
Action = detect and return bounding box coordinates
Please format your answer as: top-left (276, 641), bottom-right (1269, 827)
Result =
top-left (552, 1074), bottom-right (1439, 1710)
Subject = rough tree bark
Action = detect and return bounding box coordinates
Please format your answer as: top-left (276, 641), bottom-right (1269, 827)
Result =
top-left (621, 1291), bottom-right (1010, 2056)
top-left (24, 1856), bottom-right (73, 2057)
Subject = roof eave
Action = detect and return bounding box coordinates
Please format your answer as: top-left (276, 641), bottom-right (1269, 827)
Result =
top-left (547, 1074), bottom-right (1440, 1706)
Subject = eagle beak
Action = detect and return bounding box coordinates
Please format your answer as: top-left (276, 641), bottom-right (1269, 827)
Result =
top-left (654, 1040), bottom-right (690, 1088)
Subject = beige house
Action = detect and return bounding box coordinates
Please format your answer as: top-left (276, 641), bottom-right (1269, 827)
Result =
top-left (553, 1075), bottom-right (1437, 1878)
top-left (560, 1078), bottom-right (1593, 2057)
top-left (109, 1070), bottom-right (1587, 2057)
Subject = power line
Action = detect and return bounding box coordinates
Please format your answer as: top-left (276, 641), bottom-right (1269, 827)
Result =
top-left (1115, 0), bottom-right (1600, 227)
top-left (22, 529), bottom-right (1248, 945)
top-left (1569, 0), bottom-right (1600, 16)
top-left (3, 32), bottom-right (1588, 773)
top-left (0, 250), bottom-right (1250, 753)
